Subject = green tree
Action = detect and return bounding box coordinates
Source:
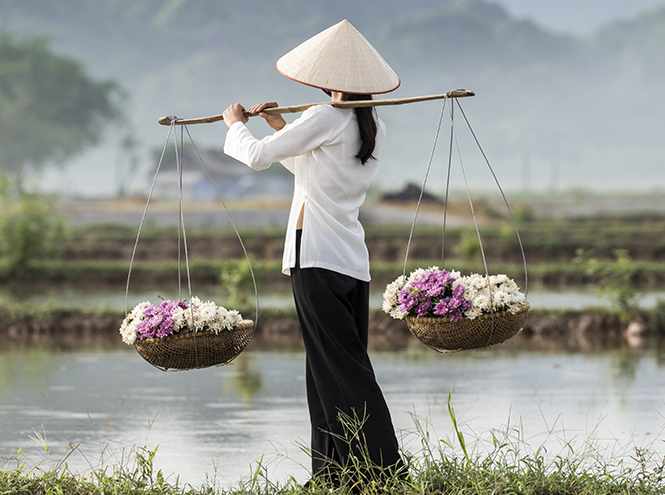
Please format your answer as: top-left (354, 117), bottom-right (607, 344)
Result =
top-left (573, 248), bottom-right (640, 323)
top-left (0, 33), bottom-right (122, 174)
top-left (0, 173), bottom-right (64, 278)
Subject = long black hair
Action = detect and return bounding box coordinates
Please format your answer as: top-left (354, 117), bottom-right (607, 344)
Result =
top-left (344, 93), bottom-right (377, 164)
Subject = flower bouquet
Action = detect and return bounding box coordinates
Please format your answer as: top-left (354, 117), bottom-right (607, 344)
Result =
top-left (383, 267), bottom-right (529, 351)
top-left (120, 297), bottom-right (254, 370)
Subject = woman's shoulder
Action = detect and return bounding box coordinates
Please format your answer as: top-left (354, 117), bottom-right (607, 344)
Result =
top-left (294, 104), bottom-right (353, 133)
top-left (303, 103), bottom-right (351, 120)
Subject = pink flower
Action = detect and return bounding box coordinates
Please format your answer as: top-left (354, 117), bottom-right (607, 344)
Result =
top-left (398, 268), bottom-right (470, 320)
top-left (135, 300), bottom-right (189, 341)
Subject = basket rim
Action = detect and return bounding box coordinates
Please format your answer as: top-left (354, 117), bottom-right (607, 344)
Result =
top-left (405, 301), bottom-right (530, 324)
top-left (135, 319), bottom-right (254, 345)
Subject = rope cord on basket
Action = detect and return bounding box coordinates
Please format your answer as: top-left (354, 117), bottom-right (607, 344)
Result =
top-left (455, 99), bottom-right (529, 298)
top-left (124, 123), bottom-right (174, 317)
top-left (182, 125), bottom-right (260, 339)
top-left (174, 126), bottom-right (199, 368)
top-left (402, 96), bottom-right (448, 279)
top-left (177, 125), bottom-right (183, 302)
top-left (124, 123), bottom-right (181, 372)
top-left (401, 96), bottom-right (452, 354)
top-left (447, 102), bottom-right (496, 348)
top-left (125, 122), bottom-right (199, 370)
top-left (441, 98), bottom-right (455, 266)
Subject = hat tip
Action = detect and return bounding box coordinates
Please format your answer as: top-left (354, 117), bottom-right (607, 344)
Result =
top-left (276, 18), bottom-right (399, 94)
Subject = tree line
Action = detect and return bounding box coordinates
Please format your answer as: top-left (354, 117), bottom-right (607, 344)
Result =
top-left (0, 32), bottom-right (122, 177)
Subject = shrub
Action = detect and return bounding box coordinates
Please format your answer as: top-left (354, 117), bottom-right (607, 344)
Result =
top-left (0, 174), bottom-right (64, 277)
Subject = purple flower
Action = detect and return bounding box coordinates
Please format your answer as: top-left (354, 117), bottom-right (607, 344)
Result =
top-left (135, 300), bottom-right (189, 341)
top-left (416, 299), bottom-right (432, 317)
top-left (433, 299), bottom-right (449, 316)
top-left (400, 268), bottom-right (470, 320)
top-left (398, 289), bottom-right (419, 312)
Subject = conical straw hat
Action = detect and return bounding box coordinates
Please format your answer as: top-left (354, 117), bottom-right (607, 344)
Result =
top-left (276, 19), bottom-right (400, 94)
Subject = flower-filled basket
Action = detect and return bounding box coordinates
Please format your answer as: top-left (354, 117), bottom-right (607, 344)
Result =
top-left (120, 297), bottom-right (254, 371)
top-left (383, 267), bottom-right (529, 352)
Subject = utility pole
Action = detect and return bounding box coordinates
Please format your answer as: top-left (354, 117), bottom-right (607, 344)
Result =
top-left (521, 153), bottom-right (531, 194)
top-left (549, 133), bottom-right (561, 194)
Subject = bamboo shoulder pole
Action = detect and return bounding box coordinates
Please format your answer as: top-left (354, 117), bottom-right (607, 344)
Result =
top-left (158, 88), bottom-right (474, 126)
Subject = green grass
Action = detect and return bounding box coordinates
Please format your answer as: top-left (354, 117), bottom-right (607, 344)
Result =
top-left (3, 393), bottom-right (664, 494)
top-left (0, 259), bottom-right (283, 285)
top-left (4, 257), bottom-right (665, 289)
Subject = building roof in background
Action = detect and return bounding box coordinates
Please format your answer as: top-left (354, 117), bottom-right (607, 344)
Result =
top-left (154, 147), bottom-right (253, 180)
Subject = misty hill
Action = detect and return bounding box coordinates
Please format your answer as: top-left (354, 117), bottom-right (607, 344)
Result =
top-left (0, 0), bottom-right (663, 195)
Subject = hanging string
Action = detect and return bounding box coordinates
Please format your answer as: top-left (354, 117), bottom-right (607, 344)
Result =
top-left (441, 98), bottom-right (456, 267)
top-left (449, 101), bottom-right (496, 347)
top-left (124, 123), bottom-right (174, 316)
top-left (400, 97), bottom-right (453, 354)
top-left (455, 99), bottom-right (529, 298)
top-left (182, 125), bottom-right (260, 338)
top-left (403, 96), bottom-right (448, 279)
top-left (174, 124), bottom-right (199, 368)
top-left (176, 126), bottom-right (183, 302)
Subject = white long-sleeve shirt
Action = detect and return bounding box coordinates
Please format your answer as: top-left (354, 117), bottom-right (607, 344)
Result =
top-left (223, 104), bottom-right (386, 282)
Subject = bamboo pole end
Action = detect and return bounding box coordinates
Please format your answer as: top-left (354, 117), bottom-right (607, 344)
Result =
top-left (448, 89), bottom-right (475, 98)
top-left (158, 115), bottom-right (179, 126)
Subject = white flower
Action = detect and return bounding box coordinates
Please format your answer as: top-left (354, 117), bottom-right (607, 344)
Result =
top-left (171, 306), bottom-right (190, 331)
top-left (455, 273), bottom-right (526, 318)
top-left (382, 275), bottom-right (407, 320)
top-left (406, 267), bottom-right (430, 284)
top-left (493, 290), bottom-right (510, 306)
top-left (187, 298), bottom-right (243, 334)
top-left (465, 306), bottom-right (482, 319)
top-left (119, 301), bottom-right (151, 345)
top-left (119, 319), bottom-right (138, 345)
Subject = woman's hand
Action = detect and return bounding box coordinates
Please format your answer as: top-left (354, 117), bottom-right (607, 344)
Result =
top-left (223, 103), bottom-right (249, 128)
top-left (248, 102), bottom-right (286, 131)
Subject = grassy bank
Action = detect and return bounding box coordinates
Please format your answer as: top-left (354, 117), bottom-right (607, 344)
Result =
top-left (2, 301), bottom-right (665, 352)
top-left (5, 258), bottom-right (665, 289)
top-left (6, 205), bottom-right (665, 290)
top-left (5, 453), bottom-right (662, 494)
top-left (3, 394), bottom-right (664, 494)
top-left (40, 210), bottom-right (665, 264)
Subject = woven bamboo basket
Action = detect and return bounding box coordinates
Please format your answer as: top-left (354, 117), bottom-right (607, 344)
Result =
top-left (406, 303), bottom-right (530, 352)
top-left (134, 319), bottom-right (254, 371)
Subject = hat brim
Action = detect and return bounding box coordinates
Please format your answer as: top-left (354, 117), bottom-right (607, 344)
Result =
top-left (275, 62), bottom-right (401, 95)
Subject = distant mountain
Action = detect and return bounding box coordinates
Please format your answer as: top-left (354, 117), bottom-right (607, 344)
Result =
top-left (0, 0), bottom-right (663, 195)
top-left (376, 0), bottom-right (579, 75)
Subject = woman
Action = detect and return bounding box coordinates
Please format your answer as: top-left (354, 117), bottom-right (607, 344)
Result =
top-left (222, 20), bottom-right (404, 484)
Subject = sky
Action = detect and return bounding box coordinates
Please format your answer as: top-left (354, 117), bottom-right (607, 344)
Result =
top-left (494, 0), bottom-right (665, 34)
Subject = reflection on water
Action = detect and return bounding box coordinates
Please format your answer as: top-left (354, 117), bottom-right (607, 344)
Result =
top-left (1, 345), bottom-right (664, 488)
top-left (3, 286), bottom-right (665, 310)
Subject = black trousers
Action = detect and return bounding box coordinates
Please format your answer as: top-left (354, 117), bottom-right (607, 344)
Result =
top-left (290, 230), bottom-right (401, 475)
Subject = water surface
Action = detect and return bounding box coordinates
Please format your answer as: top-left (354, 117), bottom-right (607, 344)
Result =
top-left (3, 286), bottom-right (664, 311)
top-left (1, 345), bottom-right (664, 488)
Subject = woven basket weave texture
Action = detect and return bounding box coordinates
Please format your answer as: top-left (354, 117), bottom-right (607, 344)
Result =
top-left (406, 303), bottom-right (530, 352)
top-left (134, 319), bottom-right (254, 371)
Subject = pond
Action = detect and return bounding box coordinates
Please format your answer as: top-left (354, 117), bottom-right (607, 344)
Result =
top-left (1, 344), bottom-right (664, 488)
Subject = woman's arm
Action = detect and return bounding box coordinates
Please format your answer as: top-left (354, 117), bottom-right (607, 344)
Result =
top-left (223, 105), bottom-right (338, 170)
